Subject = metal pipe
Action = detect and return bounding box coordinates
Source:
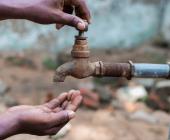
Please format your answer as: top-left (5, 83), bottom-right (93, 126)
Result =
top-left (132, 63), bottom-right (170, 78)
top-left (95, 62), bottom-right (170, 80)
top-left (53, 29), bottom-right (170, 82)
top-left (54, 61), bottom-right (170, 82)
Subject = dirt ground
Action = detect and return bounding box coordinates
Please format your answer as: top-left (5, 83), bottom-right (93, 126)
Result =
top-left (6, 109), bottom-right (169, 140)
top-left (0, 45), bottom-right (169, 140)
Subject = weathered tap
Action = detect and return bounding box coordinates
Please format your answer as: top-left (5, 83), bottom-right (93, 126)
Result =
top-left (54, 30), bottom-right (170, 82)
top-left (53, 30), bottom-right (132, 82)
top-left (53, 29), bottom-right (100, 82)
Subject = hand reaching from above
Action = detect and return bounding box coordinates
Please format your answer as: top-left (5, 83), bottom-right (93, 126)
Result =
top-left (0, 0), bottom-right (91, 30)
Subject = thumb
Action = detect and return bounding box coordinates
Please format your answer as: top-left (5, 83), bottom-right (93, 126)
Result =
top-left (59, 12), bottom-right (86, 30)
top-left (49, 110), bottom-right (75, 126)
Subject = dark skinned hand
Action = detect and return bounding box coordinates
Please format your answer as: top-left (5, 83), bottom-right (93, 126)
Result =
top-left (0, 90), bottom-right (82, 139)
top-left (0, 0), bottom-right (91, 30)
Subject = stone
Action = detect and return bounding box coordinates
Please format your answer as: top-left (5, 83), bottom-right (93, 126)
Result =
top-left (130, 111), bottom-right (158, 124)
top-left (146, 80), bottom-right (170, 112)
top-left (94, 85), bottom-right (112, 103)
top-left (50, 123), bottom-right (72, 140)
top-left (116, 82), bottom-right (148, 103)
top-left (0, 80), bottom-right (9, 96)
top-left (80, 88), bottom-right (100, 109)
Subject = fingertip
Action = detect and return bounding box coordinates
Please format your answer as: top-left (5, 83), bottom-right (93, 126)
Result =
top-left (77, 22), bottom-right (86, 30)
top-left (68, 90), bottom-right (75, 100)
top-left (75, 90), bottom-right (81, 95)
top-left (67, 110), bottom-right (75, 119)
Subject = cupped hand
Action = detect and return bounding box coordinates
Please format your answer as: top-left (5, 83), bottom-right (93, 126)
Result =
top-left (0, 90), bottom-right (82, 139)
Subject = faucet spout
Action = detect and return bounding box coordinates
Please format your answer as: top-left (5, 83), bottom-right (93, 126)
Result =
top-left (53, 61), bottom-right (74, 82)
top-left (53, 59), bottom-right (97, 82)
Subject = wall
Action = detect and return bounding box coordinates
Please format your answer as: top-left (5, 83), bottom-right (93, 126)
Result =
top-left (0, 0), bottom-right (168, 51)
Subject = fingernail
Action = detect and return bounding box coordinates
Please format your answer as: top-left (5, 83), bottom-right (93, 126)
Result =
top-left (77, 22), bottom-right (85, 30)
top-left (67, 110), bottom-right (75, 119)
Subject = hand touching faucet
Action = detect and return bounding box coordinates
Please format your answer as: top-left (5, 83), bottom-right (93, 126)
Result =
top-left (0, 0), bottom-right (90, 30)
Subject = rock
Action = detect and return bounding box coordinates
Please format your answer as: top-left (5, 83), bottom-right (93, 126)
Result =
top-left (5, 54), bottom-right (36, 69)
top-left (94, 85), bottom-right (112, 103)
top-left (111, 100), bottom-right (123, 110)
top-left (130, 111), bottom-right (158, 124)
top-left (116, 82), bottom-right (148, 102)
top-left (3, 95), bottom-right (19, 107)
top-left (146, 80), bottom-right (170, 112)
top-left (80, 88), bottom-right (100, 109)
top-left (0, 80), bottom-right (9, 96)
top-left (153, 111), bottom-right (170, 126)
top-left (78, 81), bottom-right (94, 91)
top-left (50, 123), bottom-right (71, 140)
top-left (124, 102), bottom-right (139, 113)
top-left (0, 103), bottom-right (7, 113)
top-left (134, 79), bottom-right (155, 90)
top-left (156, 80), bottom-right (170, 89)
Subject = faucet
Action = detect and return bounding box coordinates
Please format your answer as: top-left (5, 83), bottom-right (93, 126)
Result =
top-left (53, 29), bottom-right (101, 82)
top-left (54, 29), bottom-right (170, 82)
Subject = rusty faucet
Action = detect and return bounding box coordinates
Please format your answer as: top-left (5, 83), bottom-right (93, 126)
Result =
top-left (54, 26), bottom-right (170, 82)
top-left (53, 27), bottom-right (100, 82)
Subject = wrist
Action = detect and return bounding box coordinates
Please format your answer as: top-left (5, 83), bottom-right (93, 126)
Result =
top-left (0, 112), bottom-right (21, 139)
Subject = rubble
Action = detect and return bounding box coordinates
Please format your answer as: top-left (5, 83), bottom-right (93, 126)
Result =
top-left (146, 80), bottom-right (170, 112)
top-left (130, 111), bottom-right (159, 124)
top-left (80, 88), bottom-right (100, 109)
top-left (94, 85), bottom-right (112, 103)
top-left (0, 80), bottom-right (9, 96)
top-left (5, 54), bottom-right (36, 69)
top-left (50, 123), bottom-right (71, 140)
top-left (2, 95), bottom-right (19, 107)
top-left (116, 82), bottom-right (148, 102)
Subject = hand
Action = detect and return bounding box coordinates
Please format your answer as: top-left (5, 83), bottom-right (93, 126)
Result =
top-left (0, 90), bottom-right (82, 139)
top-left (0, 0), bottom-right (91, 30)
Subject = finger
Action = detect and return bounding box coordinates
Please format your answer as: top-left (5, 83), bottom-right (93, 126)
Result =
top-left (67, 89), bottom-right (76, 100)
top-left (58, 12), bottom-right (86, 30)
top-left (53, 107), bottom-right (62, 113)
top-left (56, 5), bottom-right (74, 30)
top-left (45, 92), bottom-right (68, 109)
top-left (73, 0), bottom-right (91, 23)
top-left (66, 90), bottom-right (83, 111)
top-left (61, 101), bottom-right (69, 109)
top-left (75, 7), bottom-right (91, 23)
top-left (49, 110), bottom-right (75, 127)
top-left (64, 5), bottom-right (74, 14)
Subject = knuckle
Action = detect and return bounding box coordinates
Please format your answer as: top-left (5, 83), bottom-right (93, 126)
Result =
top-left (70, 16), bottom-right (79, 25)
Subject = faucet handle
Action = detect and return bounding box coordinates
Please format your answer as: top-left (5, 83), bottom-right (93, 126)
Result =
top-left (78, 20), bottom-right (88, 37)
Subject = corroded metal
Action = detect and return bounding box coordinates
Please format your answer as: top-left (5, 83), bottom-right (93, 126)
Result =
top-left (71, 36), bottom-right (90, 58)
top-left (53, 29), bottom-right (170, 82)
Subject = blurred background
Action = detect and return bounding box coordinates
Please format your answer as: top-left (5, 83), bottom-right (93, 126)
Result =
top-left (0, 0), bottom-right (170, 140)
